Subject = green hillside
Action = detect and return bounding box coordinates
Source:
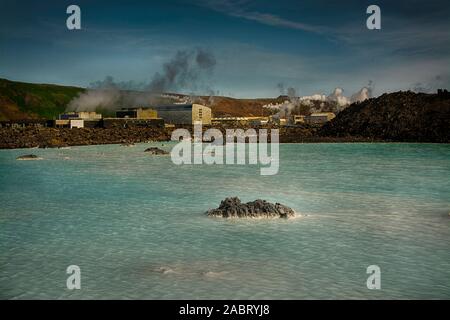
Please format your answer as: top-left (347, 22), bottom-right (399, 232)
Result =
top-left (0, 78), bottom-right (85, 121)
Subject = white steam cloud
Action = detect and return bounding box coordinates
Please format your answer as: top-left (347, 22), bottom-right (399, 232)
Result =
top-left (67, 48), bottom-right (217, 112)
top-left (267, 82), bottom-right (374, 119)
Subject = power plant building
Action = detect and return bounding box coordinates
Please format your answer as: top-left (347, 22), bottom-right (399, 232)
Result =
top-left (105, 107), bottom-right (163, 128)
top-left (153, 104), bottom-right (212, 125)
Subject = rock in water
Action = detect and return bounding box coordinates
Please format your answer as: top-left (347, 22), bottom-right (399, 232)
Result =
top-left (144, 147), bottom-right (169, 155)
top-left (206, 197), bottom-right (296, 219)
top-left (121, 142), bottom-right (135, 147)
top-left (16, 154), bottom-right (43, 160)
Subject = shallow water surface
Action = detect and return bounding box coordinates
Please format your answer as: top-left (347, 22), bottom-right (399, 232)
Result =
top-left (0, 143), bottom-right (449, 299)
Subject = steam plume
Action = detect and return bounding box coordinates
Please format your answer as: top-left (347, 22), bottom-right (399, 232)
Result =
top-left (67, 48), bottom-right (217, 112)
top-left (267, 82), bottom-right (374, 120)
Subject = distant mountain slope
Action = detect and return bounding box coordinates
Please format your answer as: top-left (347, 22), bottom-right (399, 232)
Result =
top-left (206, 96), bottom-right (280, 117)
top-left (0, 78), bottom-right (85, 120)
top-left (320, 91), bottom-right (450, 142)
top-left (0, 78), bottom-right (278, 120)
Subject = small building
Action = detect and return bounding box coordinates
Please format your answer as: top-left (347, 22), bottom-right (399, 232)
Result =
top-left (54, 119), bottom-right (70, 128)
top-left (268, 116), bottom-right (288, 126)
top-left (116, 107), bottom-right (158, 119)
top-left (153, 104), bottom-right (211, 125)
top-left (78, 111), bottom-right (102, 120)
top-left (305, 112), bottom-right (335, 125)
top-left (70, 119), bottom-right (84, 129)
top-left (59, 111), bottom-right (102, 120)
top-left (56, 111), bottom-right (102, 128)
top-left (293, 115), bottom-right (306, 124)
top-left (54, 119), bottom-right (85, 128)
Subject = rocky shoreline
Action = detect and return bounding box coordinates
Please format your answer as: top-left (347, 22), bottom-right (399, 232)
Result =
top-left (0, 126), bottom-right (385, 149)
top-left (0, 127), bottom-right (171, 149)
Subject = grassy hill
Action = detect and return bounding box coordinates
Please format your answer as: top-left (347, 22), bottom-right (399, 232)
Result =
top-left (0, 78), bottom-right (85, 121)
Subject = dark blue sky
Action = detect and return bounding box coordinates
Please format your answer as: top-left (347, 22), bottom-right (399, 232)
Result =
top-left (1, 0), bottom-right (449, 97)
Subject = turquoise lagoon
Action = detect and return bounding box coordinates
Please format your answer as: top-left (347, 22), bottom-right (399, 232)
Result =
top-left (0, 143), bottom-right (449, 299)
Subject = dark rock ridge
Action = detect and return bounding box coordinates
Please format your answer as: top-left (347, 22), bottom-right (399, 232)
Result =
top-left (206, 197), bottom-right (296, 218)
top-left (320, 90), bottom-right (450, 143)
top-left (0, 126), bottom-right (374, 149)
top-left (0, 127), bottom-right (170, 149)
top-left (144, 147), bottom-right (169, 155)
top-left (16, 154), bottom-right (42, 160)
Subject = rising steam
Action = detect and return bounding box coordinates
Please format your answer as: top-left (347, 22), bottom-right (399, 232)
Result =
top-left (267, 81), bottom-right (374, 119)
top-left (67, 48), bottom-right (217, 112)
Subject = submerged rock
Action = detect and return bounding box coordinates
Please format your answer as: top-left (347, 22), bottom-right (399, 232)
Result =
top-left (16, 154), bottom-right (42, 160)
top-left (206, 197), bottom-right (296, 219)
top-left (144, 147), bottom-right (169, 155)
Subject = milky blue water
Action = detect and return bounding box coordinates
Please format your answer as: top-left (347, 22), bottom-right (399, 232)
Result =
top-left (0, 143), bottom-right (449, 299)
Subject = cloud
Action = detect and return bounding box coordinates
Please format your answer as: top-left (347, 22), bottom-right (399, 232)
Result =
top-left (201, 0), bottom-right (450, 61)
top-left (200, 0), bottom-right (327, 34)
top-left (230, 11), bottom-right (327, 34)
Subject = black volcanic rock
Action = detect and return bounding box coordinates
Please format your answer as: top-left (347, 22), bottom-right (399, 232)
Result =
top-left (0, 127), bottom-right (171, 149)
top-left (206, 197), bottom-right (296, 219)
top-left (16, 154), bottom-right (42, 160)
top-left (319, 90), bottom-right (450, 143)
top-left (121, 142), bottom-right (135, 147)
top-left (144, 147), bottom-right (169, 155)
